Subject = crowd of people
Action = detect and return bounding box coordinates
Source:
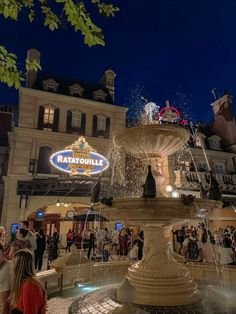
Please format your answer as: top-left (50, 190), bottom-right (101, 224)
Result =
top-left (0, 219), bottom-right (236, 313)
top-left (0, 221), bottom-right (46, 314)
top-left (65, 226), bottom-right (144, 262)
top-left (173, 223), bottom-right (236, 265)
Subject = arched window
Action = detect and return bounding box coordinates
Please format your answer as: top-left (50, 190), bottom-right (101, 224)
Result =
top-left (37, 146), bottom-right (53, 174)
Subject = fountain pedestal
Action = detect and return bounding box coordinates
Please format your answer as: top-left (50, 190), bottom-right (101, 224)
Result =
top-left (117, 225), bottom-right (200, 306)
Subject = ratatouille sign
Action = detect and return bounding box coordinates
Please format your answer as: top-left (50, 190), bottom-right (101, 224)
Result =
top-left (50, 137), bottom-right (109, 176)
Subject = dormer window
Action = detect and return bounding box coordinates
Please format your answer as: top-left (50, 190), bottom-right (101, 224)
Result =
top-left (42, 79), bottom-right (59, 92)
top-left (208, 136), bottom-right (221, 150)
top-left (194, 133), bottom-right (206, 148)
top-left (93, 89), bottom-right (107, 102)
top-left (69, 84), bottom-right (84, 97)
top-left (195, 136), bottom-right (202, 147)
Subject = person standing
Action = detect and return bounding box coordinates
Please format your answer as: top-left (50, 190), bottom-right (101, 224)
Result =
top-left (65, 229), bottom-right (75, 253)
top-left (21, 221), bottom-right (37, 252)
top-left (117, 228), bottom-right (129, 261)
top-left (8, 249), bottom-right (46, 314)
top-left (35, 230), bottom-right (46, 271)
top-left (8, 228), bottom-right (31, 260)
top-left (47, 232), bottom-right (59, 263)
top-left (87, 229), bottom-right (96, 260)
top-left (182, 231), bottom-right (203, 262)
top-left (0, 243), bottom-right (11, 314)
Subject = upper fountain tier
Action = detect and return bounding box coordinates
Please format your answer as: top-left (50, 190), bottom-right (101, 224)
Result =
top-left (115, 124), bottom-right (190, 159)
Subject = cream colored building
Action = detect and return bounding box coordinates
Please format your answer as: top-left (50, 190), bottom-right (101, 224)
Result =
top-left (1, 49), bottom-right (126, 238)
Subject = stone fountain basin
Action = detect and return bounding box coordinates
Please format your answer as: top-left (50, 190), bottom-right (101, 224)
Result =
top-left (100, 198), bottom-right (222, 224)
top-left (115, 124), bottom-right (190, 158)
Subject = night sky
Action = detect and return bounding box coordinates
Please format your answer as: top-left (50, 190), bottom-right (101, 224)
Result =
top-left (1, 0), bottom-right (236, 122)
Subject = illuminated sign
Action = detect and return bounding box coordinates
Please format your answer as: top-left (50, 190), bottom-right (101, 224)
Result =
top-left (159, 101), bottom-right (180, 122)
top-left (11, 223), bottom-right (20, 233)
top-left (50, 137), bottom-right (109, 176)
top-left (35, 209), bottom-right (45, 219)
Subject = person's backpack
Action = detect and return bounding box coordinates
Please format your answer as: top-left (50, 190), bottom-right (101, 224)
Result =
top-left (187, 239), bottom-right (199, 260)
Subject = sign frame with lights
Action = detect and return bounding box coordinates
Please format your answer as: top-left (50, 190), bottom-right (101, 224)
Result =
top-left (50, 137), bottom-right (109, 176)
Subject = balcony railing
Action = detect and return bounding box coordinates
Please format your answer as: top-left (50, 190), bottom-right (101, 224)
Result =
top-left (175, 171), bottom-right (236, 193)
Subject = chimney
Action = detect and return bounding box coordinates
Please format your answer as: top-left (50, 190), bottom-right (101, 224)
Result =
top-left (210, 92), bottom-right (233, 120)
top-left (100, 68), bottom-right (116, 102)
top-left (26, 48), bottom-right (41, 88)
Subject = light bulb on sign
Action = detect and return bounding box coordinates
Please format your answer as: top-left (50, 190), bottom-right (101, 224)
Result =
top-left (56, 199), bottom-right (60, 207)
top-left (165, 185), bottom-right (173, 193)
top-left (171, 190), bottom-right (180, 198)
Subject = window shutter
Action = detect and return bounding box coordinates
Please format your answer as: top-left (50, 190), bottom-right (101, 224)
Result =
top-left (81, 113), bottom-right (86, 135)
top-left (105, 117), bottom-right (110, 139)
top-left (53, 108), bottom-right (59, 132)
top-left (37, 146), bottom-right (52, 174)
top-left (66, 111), bottom-right (72, 133)
top-left (92, 115), bottom-right (98, 137)
top-left (38, 106), bottom-right (45, 130)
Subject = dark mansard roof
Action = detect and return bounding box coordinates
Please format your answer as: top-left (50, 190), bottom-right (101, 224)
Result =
top-left (32, 73), bottom-right (114, 104)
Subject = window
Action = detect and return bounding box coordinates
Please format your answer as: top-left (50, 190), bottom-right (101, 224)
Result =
top-left (47, 83), bottom-right (55, 91)
top-left (215, 163), bottom-right (224, 174)
top-left (93, 89), bottom-right (107, 102)
top-left (180, 161), bottom-right (190, 172)
top-left (71, 110), bottom-right (82, 128)
top-left (197, 162), bottom-right (207, 172)
top-left (42, 79), bottom-right (59, 92)
top-left (209, 138), bottom-right (221, 150)
top-left (93, 114), bottom-right (110, 138)
top-left (37, 146), bottom-right (53, 174)
top-left (72, 89), bottom-right (81, 96)
top-left (69, 84), bottom-right (84, 97)
top-left (195, 136), bottom-right (202, 147)
top-left (43, 106), bottom-right (54, 130)
top-left (97, 115), bottom-right (106, 131)
top-left (38, 105), bottom-right (59, 132)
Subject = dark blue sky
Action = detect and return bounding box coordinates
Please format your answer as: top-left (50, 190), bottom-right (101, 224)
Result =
top-left (1, 0), bottom-right (236, 122)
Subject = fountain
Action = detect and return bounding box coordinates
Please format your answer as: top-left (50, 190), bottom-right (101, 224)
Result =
top-left (97, 102), bottom-right (221, 310)
top-left (66, 101), bottom-right (227, 313)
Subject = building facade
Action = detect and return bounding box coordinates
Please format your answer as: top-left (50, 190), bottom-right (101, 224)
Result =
top-left (1, 49), bottom-right (126, 237)
top-left (1, 49), bottom-right (236, 236)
